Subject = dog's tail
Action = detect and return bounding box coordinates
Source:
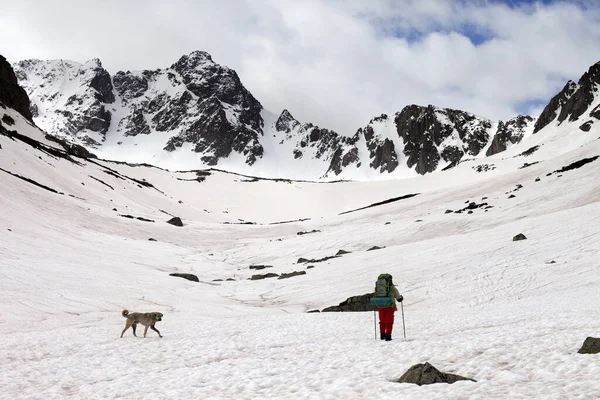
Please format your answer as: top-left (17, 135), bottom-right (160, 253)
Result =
top-left (122, 309), bottom-right (129, 317)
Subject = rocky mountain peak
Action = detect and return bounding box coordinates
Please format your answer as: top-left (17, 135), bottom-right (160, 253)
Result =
top-left (173, 51), bottom-right (215, 70)
top-left (534, 60), bottom-right (600, 133)
top-left (0, 54), bottom-right (32, 121)
top-left (275, 109), bottom-right (300, 133)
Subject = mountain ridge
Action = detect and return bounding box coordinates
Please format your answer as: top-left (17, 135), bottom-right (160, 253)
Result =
top-left (11, 52), bottom-right (600, 180)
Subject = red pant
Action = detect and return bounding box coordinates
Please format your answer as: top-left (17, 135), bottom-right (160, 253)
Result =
top-left (378, 307), bottom-right (395, 336)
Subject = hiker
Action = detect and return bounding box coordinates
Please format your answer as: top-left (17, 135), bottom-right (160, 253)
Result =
top-left (373, 273), bottom-right (403, 341)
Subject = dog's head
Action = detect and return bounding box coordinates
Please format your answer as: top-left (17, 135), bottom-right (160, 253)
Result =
top-left (151, 312), bottom-right (163, 322)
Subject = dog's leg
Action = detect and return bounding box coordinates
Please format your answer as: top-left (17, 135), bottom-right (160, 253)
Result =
top-left (132, 322), bottom-right (137, 337)
top-left (143, 325), bottom-right (149, 338)
top-left (121, 320), bottom-right (133, 338)
top-left (150, 325), bottom-right (163, 338)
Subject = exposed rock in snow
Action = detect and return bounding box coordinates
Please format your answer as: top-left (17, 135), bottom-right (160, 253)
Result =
top-left (534, 62), bottom-right (600, 133)
top-left (577, 337), bottom-right (600, 354)
top-left (397, 363), bottom-right (476, 385)
top-left (0, 54), bottom-right (32, 121)
top-left (487, 115), bottom-right (535, 156)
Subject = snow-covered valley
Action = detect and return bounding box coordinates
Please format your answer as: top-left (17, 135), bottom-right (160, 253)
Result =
top-left (2, 92), bottom-right (600, 398)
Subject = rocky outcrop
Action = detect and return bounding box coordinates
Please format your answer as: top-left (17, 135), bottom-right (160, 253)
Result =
top-left (513, 233), bottom-right (527, 241)
top-left (163, 51), bottom-right (264, 165)
top-left (534, 62), bottom-right (600, 133)
top-left (167, 217), bottom-right (184, 227)
top-left (0, 54), bottom-right (32, 120)
top-left (14, 58), bottom-right (113, 145)
top-left (321, 293), bottom-right (377, 312)
top-left (169, 273), bottom-right (199, 282)
top-left (577, 337), bottom-right (600, 354)
top-left (397, 363), bottom-right (476, 386)
top-left (487, 115), bottom-right (535, 156)
top-left (271, 108), bottom-right (360, 176)
top-left (395, 105), bottom-right (492, 174)
top-left (361, 115), bottom-right (398, 173)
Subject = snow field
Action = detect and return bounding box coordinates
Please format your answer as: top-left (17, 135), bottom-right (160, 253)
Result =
top-left (2, 108), bottom-right (600, 398)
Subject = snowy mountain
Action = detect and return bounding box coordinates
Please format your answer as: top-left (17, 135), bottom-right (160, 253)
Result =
top-left (24, 52), bottom-right (600, 180)
top-left (3, 54), bottom-right (600, 398)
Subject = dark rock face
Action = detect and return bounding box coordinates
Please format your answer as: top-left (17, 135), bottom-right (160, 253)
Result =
top-left (513, 233), bottom-right (527, 241)
top-left (169, 273), bottom-right (199, 282)
top-left (397, 363), bottom-right (476, 386)
top-left (275, 109), bottom-right (300, 133)
top-left (487, 115), bottom-right (535, 156)
top-left (14, 58), bottom-right (113, 145)
top-left (0, 54), bottom-right (32, 120)
top-left (534, 81), bottom-right (578, 133)
top-left (272, 109), bottom-right (361, 177)
top-left (322, 293), bottom-right (377, 312)
top-left (577, 337), bottom-right (600, 354)
top-left (163, 51), bottom-right (264, 166)
top-left (113, 71), bottom-right (148, 100)
top-left (534, 62), bottom-right (600, 133)
top-left (395, 105), bottom-right (492, 174)
top-left (167, 217), bottom-right (184, 227)
top-left (15, 52), bottom-right (264, 165)
top-left (362, 117), bottom-right (398, 173)
top-left (89, 64), bottom-right (115, 104)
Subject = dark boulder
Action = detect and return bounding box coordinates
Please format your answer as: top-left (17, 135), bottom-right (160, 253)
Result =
top-left (322, 293), bottom-right (377, 312)
top-left (577, 337), bottom-right (600, 354)
top-left (397, 362), bottom-right (476, 386)
top-left (579, 121), bottom-right (593, 132)
top-left (2, 114), bottom-right (15, 125)
top-left (167, 217), bottom-right (184, 227)
top-left (335, 249), bottom-right (351, 256)
top-left (513, 233), bottom-right (527, 241)
top-left (169, 273), bottom-right (199, 282)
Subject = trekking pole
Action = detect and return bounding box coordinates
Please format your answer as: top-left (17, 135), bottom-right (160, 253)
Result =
top-left (373, 310), bottom-right (377, 340)
top-left (400, 301), bottom-right (406, 339)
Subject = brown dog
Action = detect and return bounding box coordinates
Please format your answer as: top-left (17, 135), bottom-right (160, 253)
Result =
top-left (121, 309), bottom-right (163, 338)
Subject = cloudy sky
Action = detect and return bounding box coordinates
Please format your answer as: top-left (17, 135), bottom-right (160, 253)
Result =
top-left (1, 0), bottom-right (599, 133)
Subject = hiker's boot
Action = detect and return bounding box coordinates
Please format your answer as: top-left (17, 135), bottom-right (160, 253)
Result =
top-left (385, 334), bottom-right (392, 341)
top-left (380, 333), bottom-right (386, 340)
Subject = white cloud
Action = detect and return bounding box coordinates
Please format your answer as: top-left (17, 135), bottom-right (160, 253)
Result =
top-left (1, 0), bottom-right (599, 133)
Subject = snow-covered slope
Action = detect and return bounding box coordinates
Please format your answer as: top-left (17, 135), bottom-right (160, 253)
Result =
top-left (3, 55), bottom-right (600, 398)
top-left (17, 53), bottom-right (600, 181)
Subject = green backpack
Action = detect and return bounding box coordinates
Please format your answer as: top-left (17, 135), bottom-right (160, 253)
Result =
top-left (372, 273), bottom-right (394, 306)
